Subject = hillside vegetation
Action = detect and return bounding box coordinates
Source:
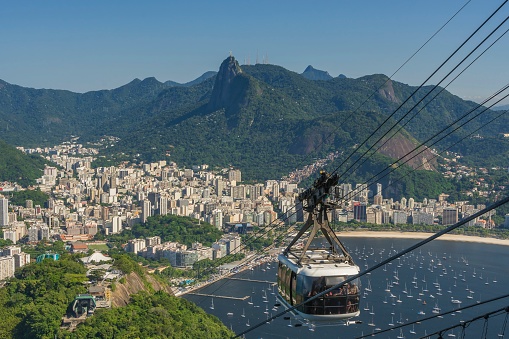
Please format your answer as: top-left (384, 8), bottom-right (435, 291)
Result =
top-left (0, 139), bottom-right (48, 186)
top-left (0, 251), bottom-right (232, 339)
top-left (1, 56), bottom-right (506, 194)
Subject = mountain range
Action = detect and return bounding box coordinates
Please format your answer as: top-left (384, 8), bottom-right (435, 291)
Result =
top-left (1, 56), bottom-right (508, 197)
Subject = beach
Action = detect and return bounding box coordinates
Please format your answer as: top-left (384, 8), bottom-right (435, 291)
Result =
top-left (336, 230), bottom-right (509, 246)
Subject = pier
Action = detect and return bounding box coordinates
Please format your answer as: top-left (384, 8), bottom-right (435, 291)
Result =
top-left (187, 292), bottom-right (249, 300)
top-left (226, 277), bottom-right (276, 285)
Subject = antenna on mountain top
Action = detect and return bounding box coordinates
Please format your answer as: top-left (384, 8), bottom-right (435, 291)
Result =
top-left (229, 51), bottom-right (232, 57)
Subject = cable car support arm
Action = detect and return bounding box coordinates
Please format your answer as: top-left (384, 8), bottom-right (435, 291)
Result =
top-left (283, 171), bottom-right (354, 265)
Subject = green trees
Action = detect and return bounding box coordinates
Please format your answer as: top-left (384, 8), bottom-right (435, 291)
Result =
top-left (0, 251), bottom-right (233, 338)
top-left (131, 214), bottom-right (223, 247)
top-left (0, 255), bottom-right (88, 339)
top-left (69, 292), bottom-right (234, 339)
top-left (0, 139), bottom-right (48, 186)
top-left (8, 188), bottom-right (49, 207)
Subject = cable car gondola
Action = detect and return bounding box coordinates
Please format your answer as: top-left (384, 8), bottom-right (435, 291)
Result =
top-left (277, 171), bottom-right (361, 322)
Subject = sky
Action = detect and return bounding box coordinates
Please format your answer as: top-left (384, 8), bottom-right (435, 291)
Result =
top-left (1, 0), bottom-right (508, 105)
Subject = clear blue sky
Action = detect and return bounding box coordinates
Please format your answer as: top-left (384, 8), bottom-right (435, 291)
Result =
top-left (1, 0), bottom-right (508, 104)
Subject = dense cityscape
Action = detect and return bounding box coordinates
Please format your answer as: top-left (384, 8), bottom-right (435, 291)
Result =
top-left (2, 139), bottom-right (508, 286)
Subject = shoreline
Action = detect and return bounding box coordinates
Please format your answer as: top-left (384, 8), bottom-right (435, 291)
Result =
top-left (336, 230), bottom-right (509, 246)
top-left (178, 231), bottom-right (509, 297)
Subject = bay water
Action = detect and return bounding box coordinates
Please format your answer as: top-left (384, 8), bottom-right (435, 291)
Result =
top-left (185, 237), bottom-right (509, 338)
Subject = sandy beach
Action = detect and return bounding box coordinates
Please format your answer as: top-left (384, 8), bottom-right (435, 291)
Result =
top-left (336, 230), bottom-right (509, 246)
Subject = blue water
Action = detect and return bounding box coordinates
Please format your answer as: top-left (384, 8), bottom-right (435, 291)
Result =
top-left (184, 237), bottom-right (509, 338)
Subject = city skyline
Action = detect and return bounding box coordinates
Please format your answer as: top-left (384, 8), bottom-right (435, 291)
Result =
top-left (1, 1), bottom-right (509, 105)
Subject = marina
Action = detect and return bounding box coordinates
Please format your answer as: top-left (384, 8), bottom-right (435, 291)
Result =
top-left (185, 237), bottom-right (509, 338)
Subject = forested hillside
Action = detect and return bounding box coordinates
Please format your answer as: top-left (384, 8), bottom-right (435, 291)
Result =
top-left (0, 139), bottom-right (48, 186)
top-left (1, 56), bottom-right (506, 190)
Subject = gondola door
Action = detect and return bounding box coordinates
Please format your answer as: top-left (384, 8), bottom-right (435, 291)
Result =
top-left (290, 271), bottom-right (297, 305)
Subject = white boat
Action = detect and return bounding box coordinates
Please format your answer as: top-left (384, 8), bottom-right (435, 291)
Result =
top-left (365, 279), bottom-right (372, 292)
top-left (397, 314), bottom-right (404, 325)
top-left (210, 298), bottom-right (214, 310)
top-left (451, 298), bottom-right (462, 304)
top-left (241, 308), bottom-right (245, 317)
top-left (410, 324), bottom-right (416, 334)
top-left (432, 301), bottom-right (441, 314)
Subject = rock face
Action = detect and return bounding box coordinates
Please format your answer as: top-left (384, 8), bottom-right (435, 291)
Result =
top-left (207, 56), bottom-right (243, 111)
top-left (378, 132), bottom-right (436, 170)
top-left (111, 272), bottom-right (174, 307)
top-left (378, 79), bottom-right (399, 103)
top-left (301, 65), bottom-right (333, 81)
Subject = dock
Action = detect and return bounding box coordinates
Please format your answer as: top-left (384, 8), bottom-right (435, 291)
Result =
top-left (187, 292), bottom-right (249, 300)
top-left (226, 277), bottom-right (276, 285)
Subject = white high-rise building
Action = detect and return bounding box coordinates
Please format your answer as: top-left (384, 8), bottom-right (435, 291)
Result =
top-left (408, 197), bottom-right (415, 209)
top-left (0, 256), bottom-right (15, 280)
top-left (159, 196), bottom-right (168, 215)
top-left (213, 209), bottom-right (223, 230)
top-left (3, 230), bottom-right (17, 244)
top-left (0, 198), bottom-right (9, 226)
top-left (142, 200), bottom-right (151, 223)
top-left (111, 216), bottom-right (122, 234)
top-left (228, 169), bottom-right (242, 183)
top-left (400, 197), bottom-right (407, 209)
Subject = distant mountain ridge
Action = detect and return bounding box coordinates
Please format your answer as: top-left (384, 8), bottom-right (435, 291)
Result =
top-left (493, 104), bottom-right (509, 111)
top-left (164, 71), bottom-right (217, 87)
top-left (301, 65), bottom-right (333, 81)
top-left (301, 65), bottom-right (346, 80)
top-left (1, 56), bottom-right (508, 197)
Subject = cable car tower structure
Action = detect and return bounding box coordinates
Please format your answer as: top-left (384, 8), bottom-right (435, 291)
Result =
top-left (283, 170), bottom-right (355, 267)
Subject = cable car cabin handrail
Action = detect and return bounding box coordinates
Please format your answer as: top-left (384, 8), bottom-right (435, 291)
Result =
top-left (286, 249), bottom-right (351, 266)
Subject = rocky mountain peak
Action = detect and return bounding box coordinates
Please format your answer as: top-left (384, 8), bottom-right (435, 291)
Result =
top-left (207, 56), bottom-right (242, 110)
top-left (301, 65), bottom-right (333, 81)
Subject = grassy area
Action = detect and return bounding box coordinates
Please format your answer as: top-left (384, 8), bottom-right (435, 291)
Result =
top-left (88, 243), bottom-right (109, 251)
